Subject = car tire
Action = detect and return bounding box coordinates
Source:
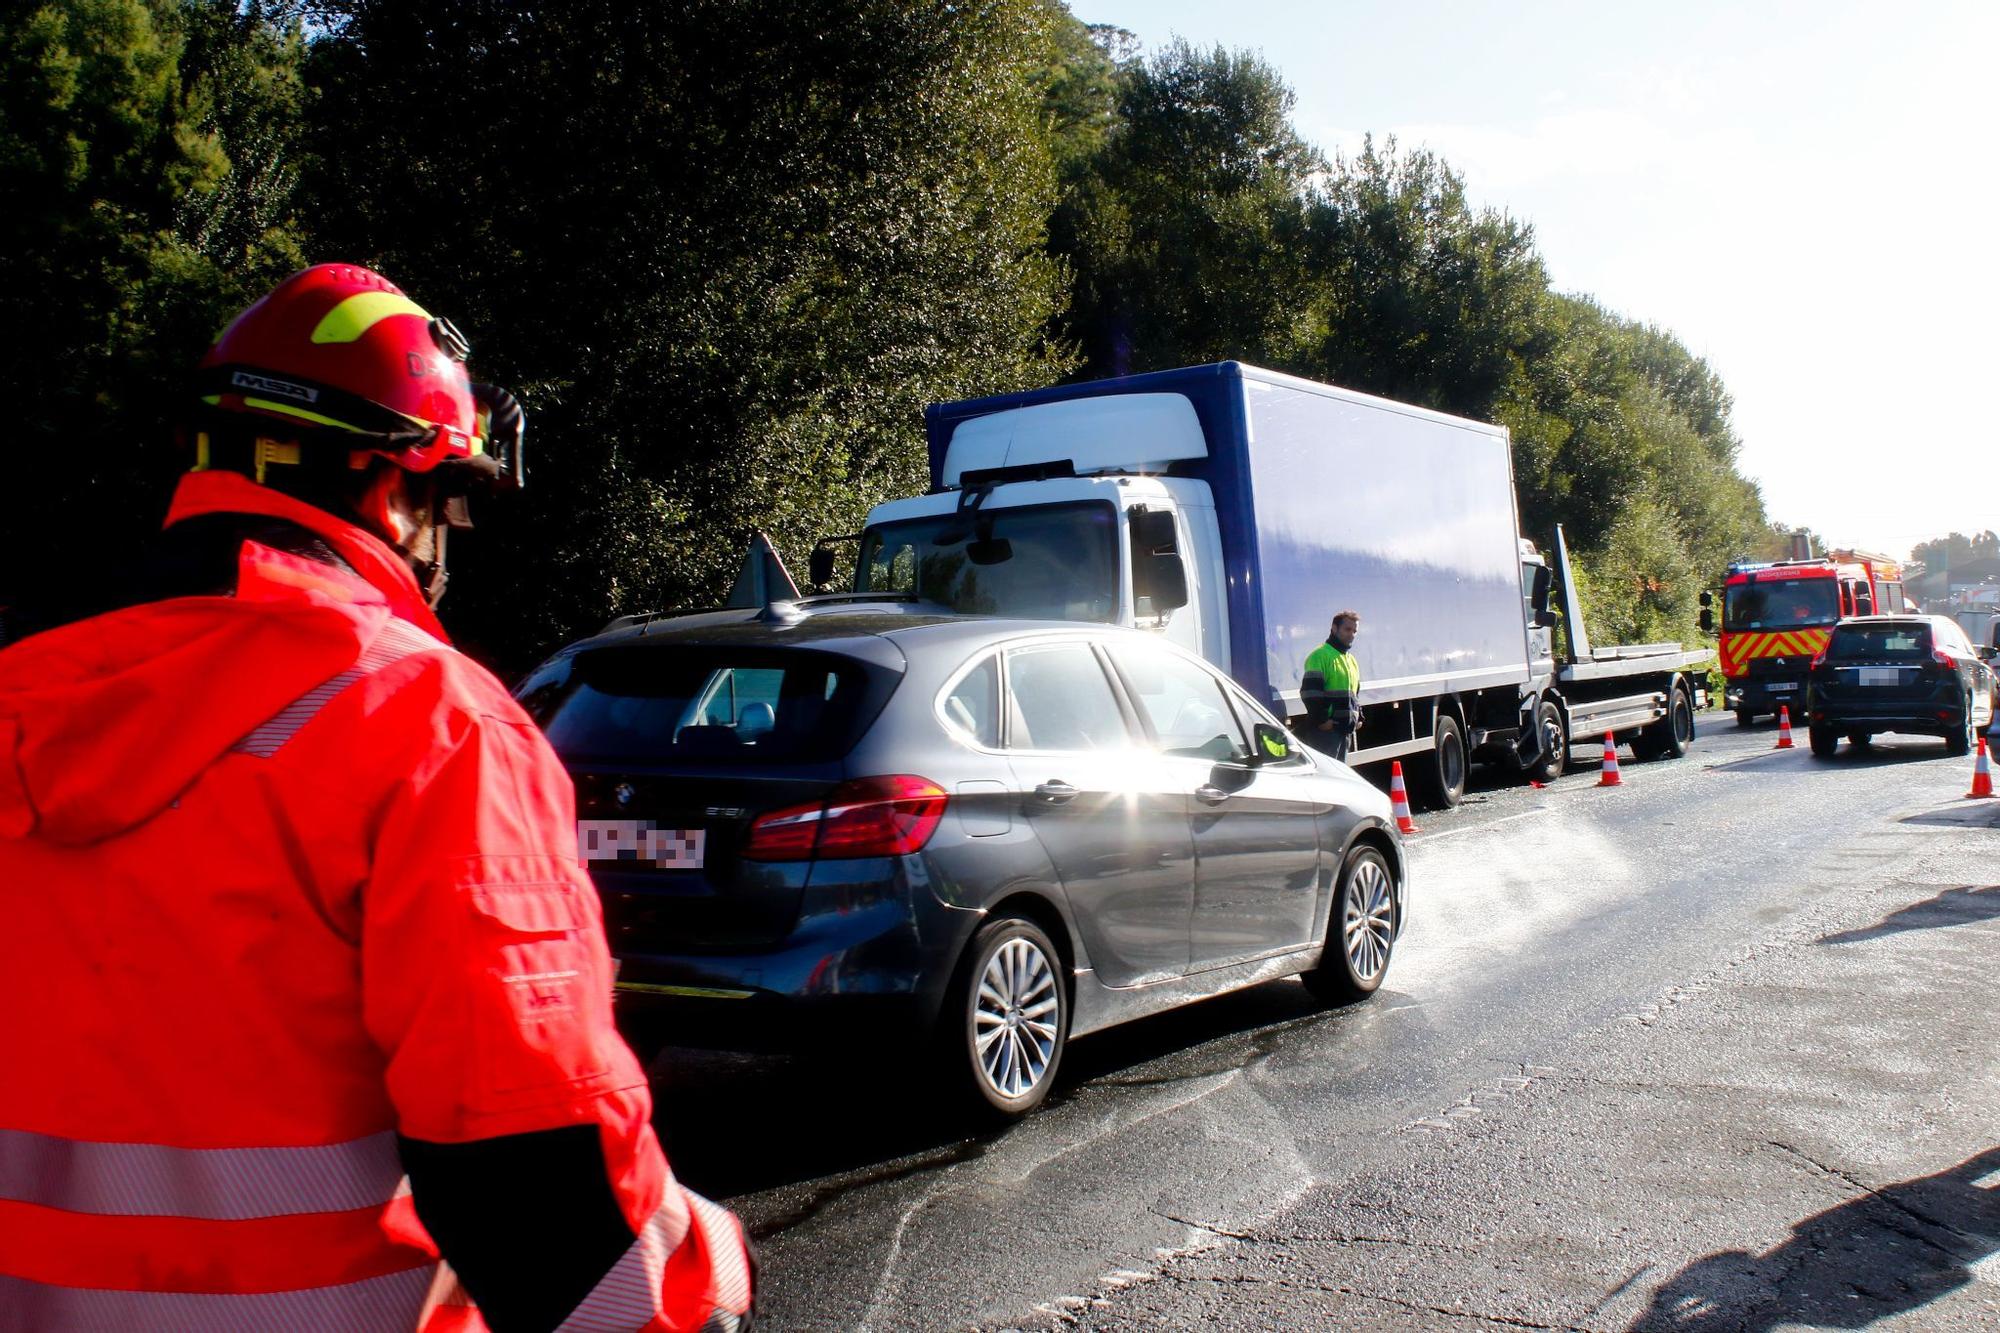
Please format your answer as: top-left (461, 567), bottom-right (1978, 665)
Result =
top-left (1526, 700), bottom-right (1567, 783)
top-left (1412, 713), bottom-right (1467, 810)
top-left (944, 916), bottom-right (1067, 1120)
top-left (1633, 681), bottom-right (1696, 761)
top-left (1303, 844), bottom-right (1396, 1006)
top-left (1946, 695), bottom-right (1973, 756)
top-left (1808, 723), bottom-right (1838, 758)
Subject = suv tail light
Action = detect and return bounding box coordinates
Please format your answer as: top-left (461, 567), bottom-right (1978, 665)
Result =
top-left (1933, 647), bottom-right (1954, 668)
top-left (743, 776), bottom-right (949, 861)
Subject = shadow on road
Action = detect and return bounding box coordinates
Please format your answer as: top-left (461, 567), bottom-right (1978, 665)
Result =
top-left (636, 976), bottom-right (1351, 1211)
top-left (1815, 885), bottom-right (2000, 945)
top-left (1630, 1146), bottom-right (2000, 1331)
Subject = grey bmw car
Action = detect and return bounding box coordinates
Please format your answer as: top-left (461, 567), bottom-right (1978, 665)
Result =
top-left (516, 598), bottom-right (1408, 1118)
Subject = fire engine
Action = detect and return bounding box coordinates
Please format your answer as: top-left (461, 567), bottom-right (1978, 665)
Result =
top-left (1714, 552), bottom-right (1907, 725)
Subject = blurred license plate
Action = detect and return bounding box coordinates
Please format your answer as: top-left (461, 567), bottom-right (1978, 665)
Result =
top-left (577, 820), bottom-right (705, 869)
top-left (1859, 668), bottom-right (1901, 686)
top-left (1768, 682), bottom-right (1795, 692)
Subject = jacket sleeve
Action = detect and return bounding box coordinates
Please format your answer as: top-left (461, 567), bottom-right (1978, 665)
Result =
top-left (359, 662), bottom-right (753, 1333)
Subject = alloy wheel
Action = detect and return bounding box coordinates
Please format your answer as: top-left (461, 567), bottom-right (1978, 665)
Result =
top-left (1343, 856), bottom-right (1395, 983)
top-left (973, 937), bottom-right (1060, 1101)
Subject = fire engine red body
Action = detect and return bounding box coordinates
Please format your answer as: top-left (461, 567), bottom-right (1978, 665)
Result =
top-left (1720, 554), bottom-right (1907, 723)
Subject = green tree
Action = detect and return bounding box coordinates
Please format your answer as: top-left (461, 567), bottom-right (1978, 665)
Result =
top-left (1053, 37), bottom-right (1323, 376)
top-left (1, 0), bottom-right (309, 624)
top-left (1311, 138), bottom-right (1551, 422)
top-left (307, 0), bottom-right (1071, 669)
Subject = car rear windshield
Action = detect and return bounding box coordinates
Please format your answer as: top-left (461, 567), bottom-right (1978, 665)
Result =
top-left (1724, 577), bottom-right (1840, 629)
top-left (1826, 624), bottom-right (1931, 659)
top-left (518, 646), bottom-right (896, 763)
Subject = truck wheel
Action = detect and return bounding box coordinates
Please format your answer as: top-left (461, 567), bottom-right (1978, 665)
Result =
top-left (1412, 713), bottom-right (1467, 810)
top-left (1526, 700), bottom-right (1567, 783)
top-left (941, 917), bottom-right (1068, 1120)
top-left (1302, 845), bottom-right (1396, 1005)
top-left (1632, 681), bottom-right (1696, 761)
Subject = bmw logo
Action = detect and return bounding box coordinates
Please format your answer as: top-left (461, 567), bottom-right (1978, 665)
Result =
top-left (613, 782), bottom-right (636, 808)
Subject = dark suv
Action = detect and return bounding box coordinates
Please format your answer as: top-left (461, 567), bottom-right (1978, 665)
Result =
top-left (515, 599), bottom-right (1406, 1118)
top-left (1804, 615), bottom-right (1996, 757)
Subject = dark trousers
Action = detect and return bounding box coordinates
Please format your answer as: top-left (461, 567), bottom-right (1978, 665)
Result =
top-left (1305, 724), bottom-right (1352, 762)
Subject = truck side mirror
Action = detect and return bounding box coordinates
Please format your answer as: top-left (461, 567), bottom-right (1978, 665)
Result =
top-left (808, 544), bottom-right (836, 587)
top-left (1534, 608), bottom-right (1559, 629)
top-left (1698, 591), bottom-right (1713, 607)
top-left (1699, 608), bottom-right (1715, 634)
top-left (1130, 508), bottom-right (1189, 615)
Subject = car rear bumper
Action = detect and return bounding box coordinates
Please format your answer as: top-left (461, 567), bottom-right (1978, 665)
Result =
top-left (607, 871), bottom-right (981, 1049)
top-left (1808, 695), bottom-right (1965, 735)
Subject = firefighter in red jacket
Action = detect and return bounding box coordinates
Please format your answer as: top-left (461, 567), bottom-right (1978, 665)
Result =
top-left (0, 265), bottom-right (753, 1331)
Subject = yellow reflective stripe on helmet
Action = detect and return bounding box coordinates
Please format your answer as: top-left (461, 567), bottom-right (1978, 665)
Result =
top-left (242, 396), bottom-right (371, 433)
top-left (309, 291), bottom-right (431, 345)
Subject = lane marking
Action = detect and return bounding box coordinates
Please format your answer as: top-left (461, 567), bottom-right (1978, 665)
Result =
top-left (1414, 807), bottom-right (1551, 844)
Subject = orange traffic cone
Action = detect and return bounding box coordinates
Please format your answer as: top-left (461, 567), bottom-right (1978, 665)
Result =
top-left (1774, 705), bottom-right (1795, 749)
top-left (1968, 736), bottom-right (1994, 799)
top-left (1389, 760), bottom-right (1421, 834)
top-left (1597, 732), bottom-right (1623, 787)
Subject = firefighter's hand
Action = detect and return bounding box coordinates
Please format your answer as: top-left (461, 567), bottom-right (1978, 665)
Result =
top-left (1317, 719), bottom-right (1334, 732)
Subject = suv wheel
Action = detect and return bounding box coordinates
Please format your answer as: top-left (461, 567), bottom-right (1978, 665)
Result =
top-left (947, 917), bottom-right (1067, 1119)
top-left (1808, 723), bottom-right (1838, 758)
top-left (1303, 846), bottom-right (1396, 1005)
top-left (1946, 693), bottom-right (1974, 756)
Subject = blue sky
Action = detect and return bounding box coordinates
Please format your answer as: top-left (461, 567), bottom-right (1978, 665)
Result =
top-left (1089, 1), bottom-right (1999, 559)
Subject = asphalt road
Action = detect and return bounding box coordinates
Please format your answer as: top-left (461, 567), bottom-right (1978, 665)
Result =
top-left (635, 711), bottom-right (2000, 1331)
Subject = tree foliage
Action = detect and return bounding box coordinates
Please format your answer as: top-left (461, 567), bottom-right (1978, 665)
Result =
top-left (5, 0), bottom-right (1800, 671)
top-left (304, 0), bottom-right (1071, 666)
top-left (1040, 29), bottom-right (1776, 650)
top-left (0, 0), bottom-right (309, 621)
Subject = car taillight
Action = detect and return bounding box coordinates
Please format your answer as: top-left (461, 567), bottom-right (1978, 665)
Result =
top-left (1933, 648), bottom-right (1954, 667)
top-left (742, 776), bottom-right (949, 861)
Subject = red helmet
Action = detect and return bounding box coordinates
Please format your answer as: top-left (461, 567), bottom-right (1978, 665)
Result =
top-left (195, 264), bottom-right (522, 488)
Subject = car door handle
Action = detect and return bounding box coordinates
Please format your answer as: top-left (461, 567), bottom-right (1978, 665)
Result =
top-left (1195, 784), bottom-right (1230, 806)
top-left (1034, 780), bottom-right (1078, 805)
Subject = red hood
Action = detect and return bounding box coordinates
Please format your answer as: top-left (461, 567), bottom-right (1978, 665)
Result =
top-left (0, 474), bottom-right (447, 846)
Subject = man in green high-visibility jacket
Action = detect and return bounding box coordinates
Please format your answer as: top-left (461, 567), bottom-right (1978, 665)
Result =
top-left (1301, 609), bottom-right (1363, 761)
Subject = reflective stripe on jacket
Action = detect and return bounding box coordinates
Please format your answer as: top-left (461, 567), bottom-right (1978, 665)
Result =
top-left (0, 471), bottom-right (751, 1331)
top-left (1301, 640), bottom-right (1362, 731)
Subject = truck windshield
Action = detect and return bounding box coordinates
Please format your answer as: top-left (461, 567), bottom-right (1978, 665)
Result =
top-left (856, 501), bottom-right (1120, 621)
top-left (1724, 578), bottom-right (1839, 629)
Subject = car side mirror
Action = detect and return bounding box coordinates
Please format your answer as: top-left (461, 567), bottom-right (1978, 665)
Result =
top-left (1978, 644), bottom-right (1997, 663)
top-left (1252, 722), bottom-right (1293, 764)
top-left (808, 544), bottom-right (836, 588)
